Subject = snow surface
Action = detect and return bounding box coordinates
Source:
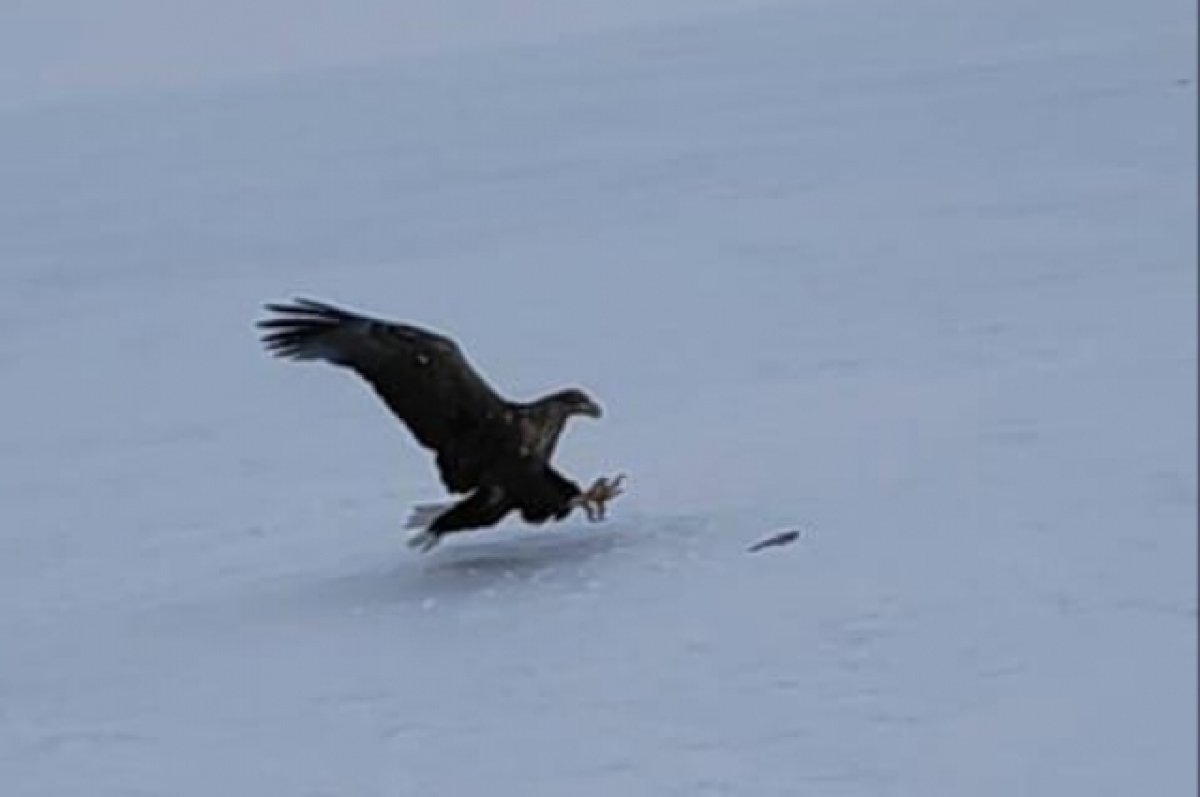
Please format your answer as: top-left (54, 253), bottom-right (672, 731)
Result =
top-left (1, 1), bottom-right (1195, 794)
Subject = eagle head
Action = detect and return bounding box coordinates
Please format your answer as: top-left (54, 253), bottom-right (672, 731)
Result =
top-left (553, 388), bottom-right (603, 419)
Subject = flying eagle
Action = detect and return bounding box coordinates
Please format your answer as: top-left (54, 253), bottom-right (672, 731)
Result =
top-left (257, 298), bottom-right (624, 551)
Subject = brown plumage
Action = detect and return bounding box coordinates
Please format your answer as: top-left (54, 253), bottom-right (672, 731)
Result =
top-left (257, 298), bottom-right (617, 549)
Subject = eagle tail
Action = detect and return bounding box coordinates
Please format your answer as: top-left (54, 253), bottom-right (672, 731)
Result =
top-left (405, 487), bottom-right (513, 548)
top-left (405, 501), bottom-right (455, 531)
top-left (405, 501), bottom-right (459, 553)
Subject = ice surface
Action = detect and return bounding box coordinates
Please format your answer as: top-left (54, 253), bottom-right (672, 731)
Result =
top-left (1, 1), bottom-right (1195, 795)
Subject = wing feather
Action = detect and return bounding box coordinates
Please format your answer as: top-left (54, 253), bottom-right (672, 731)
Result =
top-left (257, 298), bottom-right (516, 491)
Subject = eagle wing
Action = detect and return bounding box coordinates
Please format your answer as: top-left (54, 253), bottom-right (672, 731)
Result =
top-left (257, 298), bottom-right (517, 492)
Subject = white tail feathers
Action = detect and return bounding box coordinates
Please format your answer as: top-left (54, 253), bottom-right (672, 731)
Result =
top-left (406, 529), bottom-right (442, 553)
top-left (405, 502), bottom-right (452, 531)
top-left (405, 502), bottom-right (452, 553)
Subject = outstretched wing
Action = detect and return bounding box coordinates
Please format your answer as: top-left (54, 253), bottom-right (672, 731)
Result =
top-left (257, 298), bottom-right (515, 491)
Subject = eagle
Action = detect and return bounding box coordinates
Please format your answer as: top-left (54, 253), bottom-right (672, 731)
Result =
top-left (257, 298), bottom-right (624, 551)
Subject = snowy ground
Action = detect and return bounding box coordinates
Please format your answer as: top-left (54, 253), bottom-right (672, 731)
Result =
top-left (1, 1), bottom-right (1196, 795)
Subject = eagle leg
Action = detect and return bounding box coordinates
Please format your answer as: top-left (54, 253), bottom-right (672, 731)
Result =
top-left (576, 473), bottom-right (626, 521)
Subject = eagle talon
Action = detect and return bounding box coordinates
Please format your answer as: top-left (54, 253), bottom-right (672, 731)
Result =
top-left (578, 473), bottom-right (626, 522)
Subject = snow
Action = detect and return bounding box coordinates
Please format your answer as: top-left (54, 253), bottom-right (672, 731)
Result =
top-left (1, 0), bottom-right (782, 106)
top-left (1, 0), bottom-right (1195, 794)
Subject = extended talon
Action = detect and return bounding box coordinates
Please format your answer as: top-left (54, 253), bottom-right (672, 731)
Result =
top-left (579, 473), bottom-right (626, 521)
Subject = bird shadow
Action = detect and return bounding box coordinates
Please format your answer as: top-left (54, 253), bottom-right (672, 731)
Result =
top-left (301, 527), bottom-right (629, 612)
top-left (431, 528), bottom-right (621, 572)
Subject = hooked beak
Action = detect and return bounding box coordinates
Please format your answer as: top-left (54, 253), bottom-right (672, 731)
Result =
top-left (580, 400), bottom-right (603, 419)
